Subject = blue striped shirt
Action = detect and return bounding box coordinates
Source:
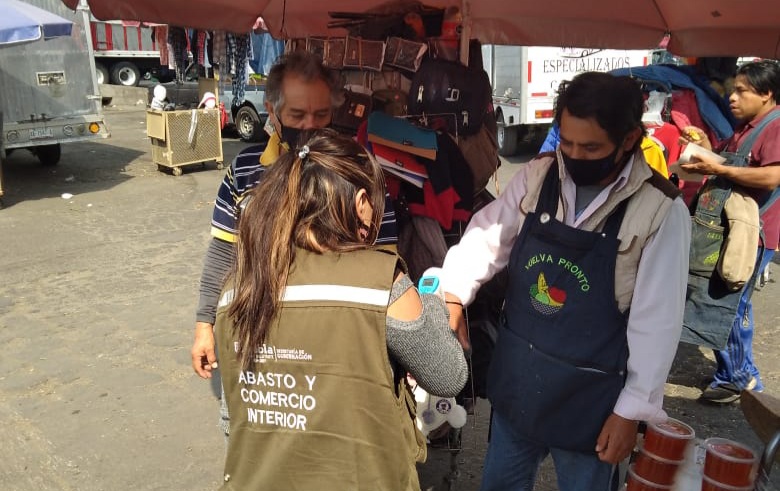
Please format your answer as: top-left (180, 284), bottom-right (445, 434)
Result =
top-left (210, 143), bottom-right (398, 244)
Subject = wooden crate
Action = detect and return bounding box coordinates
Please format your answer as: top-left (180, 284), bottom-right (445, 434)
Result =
top-left (146, 109), bottom-right (223, 175)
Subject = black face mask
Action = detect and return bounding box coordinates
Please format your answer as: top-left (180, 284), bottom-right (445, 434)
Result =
top-left (560, 146), bottom-right (621, 186)
top-left (279, 124), bottom-right (304, 150)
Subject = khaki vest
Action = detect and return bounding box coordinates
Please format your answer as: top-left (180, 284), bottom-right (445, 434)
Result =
top-left (216, 248), bottom-right (424, 491)
top-left (521, 153), bottom-right (681, 311)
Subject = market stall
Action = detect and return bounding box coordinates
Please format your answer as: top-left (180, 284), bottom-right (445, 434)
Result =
top-left (60, 0), bottom-right (780, 487)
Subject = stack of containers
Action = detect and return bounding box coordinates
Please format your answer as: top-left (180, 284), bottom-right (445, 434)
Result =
top-left (701, 438), bottom-right (759, 491)
top-left (626, 418), bottom-right (696, 490)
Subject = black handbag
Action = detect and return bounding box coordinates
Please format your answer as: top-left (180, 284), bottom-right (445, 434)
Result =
top-left (331, 89), bottom-right (373, 135)
top-left (407, 58), bottom-right (491, 137)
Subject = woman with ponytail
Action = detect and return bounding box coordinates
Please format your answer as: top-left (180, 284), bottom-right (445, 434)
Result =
top-left (213, 129), bottom-right (467, 491)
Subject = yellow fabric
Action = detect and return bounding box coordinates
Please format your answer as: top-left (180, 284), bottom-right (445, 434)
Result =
top-left (641, 136), bottom-right (669, 178)
top-left (259, 132), bottom-right (285, 166)
top-left (211, 227), bottom-right (237, 243)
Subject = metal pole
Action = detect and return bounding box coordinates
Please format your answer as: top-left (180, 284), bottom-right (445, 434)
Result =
top-left (459, 0), bottom-right (471, 66)
top-left (78, 0), bottom-right (103, 110)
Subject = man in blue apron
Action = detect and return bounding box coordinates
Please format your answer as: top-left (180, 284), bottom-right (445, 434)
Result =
top-left (679, 60), bottom-right (780, 404)
top-left (441, 72), bottom-right (691, 490)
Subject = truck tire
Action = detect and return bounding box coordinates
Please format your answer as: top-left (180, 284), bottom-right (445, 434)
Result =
top-left (235, 106), bottom-right (264, 142)
top-left (95, 62), bottom-right (109, 85)
top-left (110, 61), bottom-right (141, 87)
top-left (35, 144), bottom-right (61, 166)
top-left (497, 125), bottom-right (518, 157)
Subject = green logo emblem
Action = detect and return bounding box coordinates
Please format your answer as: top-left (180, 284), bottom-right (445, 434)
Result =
top-left (529, 272), bottom-right (567, 315)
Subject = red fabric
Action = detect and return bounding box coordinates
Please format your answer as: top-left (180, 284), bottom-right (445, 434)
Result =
top-left (646, 122), bottom-right (682, 163)
top-left (219, 102), bottom-right (228, 130)
top-left (670, 90), bottom-right (721, 148)
top-left (669, 91), bottom-right (715, 205)
top-left (408, 182), bottom-right (469, 230)
top-left (384, 176), bottom-right (402, 200)
top-left (372, 144), bottom-right (428, 178)
top-left (356, 120), bottom-right (369, 148)
top-left (197, 31), bottom-right (207, 65)
top-left (155, 25), bottom-right (169, 66)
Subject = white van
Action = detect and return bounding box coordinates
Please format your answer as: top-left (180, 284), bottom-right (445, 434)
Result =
top-left (482, 46), bottom-right (653, 155)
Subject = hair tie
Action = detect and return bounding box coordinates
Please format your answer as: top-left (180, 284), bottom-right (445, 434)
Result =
top-left (297, 145), bottom-right (310, 160)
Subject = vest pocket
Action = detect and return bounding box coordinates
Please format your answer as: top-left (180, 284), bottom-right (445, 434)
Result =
top-left (488, 327), bottom-right (624, 453)
top-left (690, 216), bottom-right (724, 276)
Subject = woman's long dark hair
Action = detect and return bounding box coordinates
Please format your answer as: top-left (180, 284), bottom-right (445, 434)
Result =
top-left (228, 129), bottom-right (386, 368)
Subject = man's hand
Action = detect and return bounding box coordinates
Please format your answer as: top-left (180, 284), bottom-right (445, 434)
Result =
top-left (444, 294), bottom-right (471, 354)
top-left (678, 125), bottom-right (712, 151)
top-left (595, 413), bottom-right (639, 464)
top-left (680, 156), bottom-right (727, 177)
top-left (192, 322), bottom-right (218, 378)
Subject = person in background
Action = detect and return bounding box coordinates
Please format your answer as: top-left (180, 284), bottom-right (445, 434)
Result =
top-left (215, 129), bottom-right (467, 490)
top-left (680, 60), bottom-right (780, 404)
top-left (442, 72), bottom-right (690, 490)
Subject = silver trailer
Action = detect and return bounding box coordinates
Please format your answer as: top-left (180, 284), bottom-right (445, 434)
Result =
top-left (0, 0), bottom-right (109, 183)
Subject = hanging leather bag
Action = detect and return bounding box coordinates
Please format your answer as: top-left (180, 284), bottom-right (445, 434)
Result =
top-left (406, 58), bottom-right (491, 137)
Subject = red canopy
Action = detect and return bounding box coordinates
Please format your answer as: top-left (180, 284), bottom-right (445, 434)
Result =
top-left (61, 0), bottom-right (269, 34)
top-left (63, 0), bottom-right (780, 58)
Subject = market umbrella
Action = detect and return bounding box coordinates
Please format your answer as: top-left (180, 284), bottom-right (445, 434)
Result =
top-left (0, 0), bottom-right (74, 45)
top-left (258, 0), bottom-right (780, 58)
top-left (63, 0), bottom-right (780, 58)
top-left (60, 0), bottom-right (270, 34)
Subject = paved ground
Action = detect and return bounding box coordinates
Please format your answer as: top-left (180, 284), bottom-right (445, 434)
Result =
top-left (0, 106), bottom-right (778, 490)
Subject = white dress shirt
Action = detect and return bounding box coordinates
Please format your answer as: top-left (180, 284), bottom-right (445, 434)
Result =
top-left (441, 156), bottom-right (690, 423)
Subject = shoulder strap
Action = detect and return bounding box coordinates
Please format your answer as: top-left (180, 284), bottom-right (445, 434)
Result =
top-left (646, 169), bottom-right (683, 200)
top-left (733, 110), bottom-right (780, 213)
top-left (537, 160), bottom-right (561, 215)
top-left (735, 109), bottom-right (780, 161)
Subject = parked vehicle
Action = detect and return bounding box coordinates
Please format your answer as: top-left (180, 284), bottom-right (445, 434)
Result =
top-left (482, 45), bottom-right (653, 155)
top-left (220, 78), bottom-right (268, 143)
top-left (0, 0), bottom-right (109, 168)
top-left (90, 19), bottom-right (171, 86)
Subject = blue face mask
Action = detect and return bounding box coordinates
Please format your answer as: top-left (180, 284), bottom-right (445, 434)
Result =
top-left (560, 146), bottom-right (621, 186)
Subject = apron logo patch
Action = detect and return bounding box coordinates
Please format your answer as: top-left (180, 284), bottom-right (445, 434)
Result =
top-left (699, 191), bottom-right (723, 213)
top-left (529, 272), bottom-right (567, 315)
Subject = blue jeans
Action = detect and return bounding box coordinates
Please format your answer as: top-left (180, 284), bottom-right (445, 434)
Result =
top-left (712, 248), bottom-right (775, 391)
top-left (481, 411), bottom-right (617, 491)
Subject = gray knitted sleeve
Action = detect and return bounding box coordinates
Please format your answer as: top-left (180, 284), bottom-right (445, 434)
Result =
top-left (196, 237), bottom-right (235, 325)
top-left (386, 275), bottom-right (468, 398)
